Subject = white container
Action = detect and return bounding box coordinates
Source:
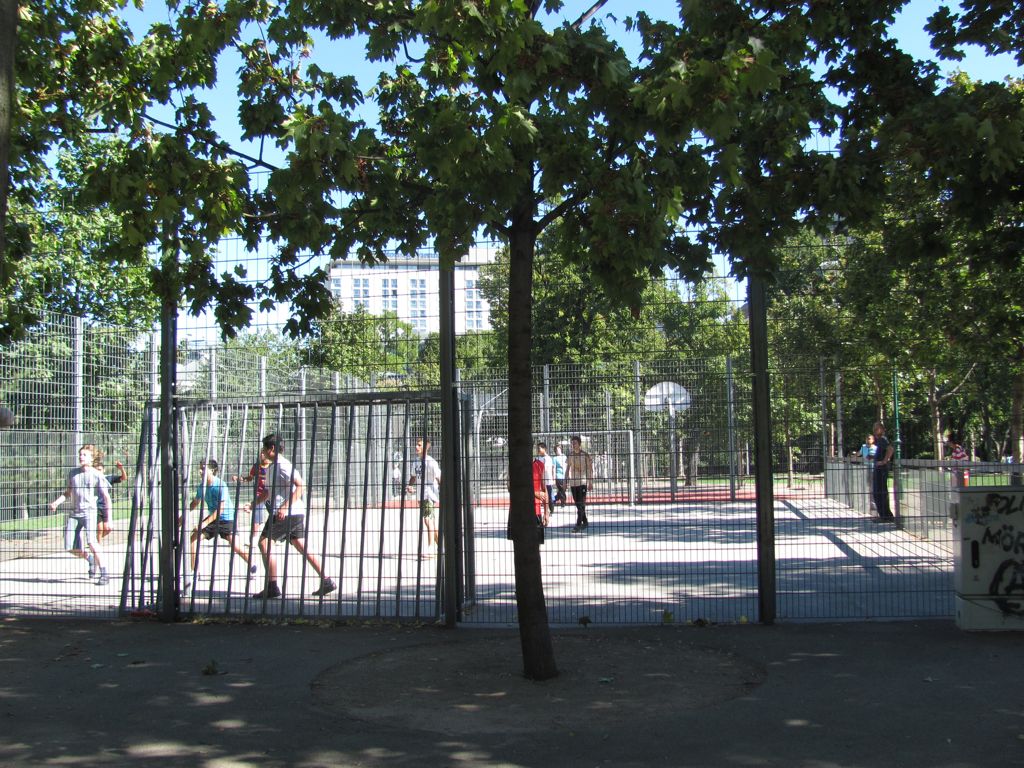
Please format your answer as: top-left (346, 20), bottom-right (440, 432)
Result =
top-left (952, 486), bottom-right (1024, 630)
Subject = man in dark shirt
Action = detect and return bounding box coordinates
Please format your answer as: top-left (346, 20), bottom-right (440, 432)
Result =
top-left (871, 421), bottom-right (895, 522)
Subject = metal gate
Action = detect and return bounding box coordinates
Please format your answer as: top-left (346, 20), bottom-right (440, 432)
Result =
top-left (122, 392), bottom-right (462, 622)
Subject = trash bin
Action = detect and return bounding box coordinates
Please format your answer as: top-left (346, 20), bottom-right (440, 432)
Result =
top-left (952, 486), bottom-right (1024, 630)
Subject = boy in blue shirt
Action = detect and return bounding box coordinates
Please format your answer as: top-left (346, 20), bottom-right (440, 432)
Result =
top-left (188, 458), bottom-right (257, 585)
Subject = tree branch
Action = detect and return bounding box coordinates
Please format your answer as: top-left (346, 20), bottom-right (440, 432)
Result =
top-left (142, 112), bottom-right (280, 171)
top-left (536, 189), bottom-right (588, 232)
top-left (571, 0), bottom-right (610, 30)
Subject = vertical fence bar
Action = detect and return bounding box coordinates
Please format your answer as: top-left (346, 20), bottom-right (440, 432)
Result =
top-left (320, 402), bottom-right (338, 618)
top-left (727, 355), bottom-right (738, 502)
top-left (820, 357), bottom-right (829, 493)
top-left (158, 299), bottom-right (178, 623)
top-left (748, 275), bottom-right (776, 624)
top-left (633, 361), bottom-right (644, 503)
top-left (73, 316), bottom-right (84, 452)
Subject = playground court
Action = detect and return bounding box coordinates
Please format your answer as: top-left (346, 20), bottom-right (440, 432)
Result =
top-left (0, 493), bottom-right (953, 625)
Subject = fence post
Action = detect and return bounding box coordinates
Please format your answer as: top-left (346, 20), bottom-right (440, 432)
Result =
top-left (439, 261), bottom-right (459, 626)
top-left (748, 275), bottom-right (776, 624)
top-left (158, 295), bottom-right (178, 623)
top-left (299, 367), bottom-right (307, 469)
top-left (727, 355), bottom-right (737, 502)
top-left (892, 370), bottom-right (903, 522)
top-left (633, 360), bottom-right (643, 502)
top-left (73, 315), bottom-right (84, 451)
top-left (820, 357), bottom-right (829, 494)
top-left (542, 364), bottom-right (550, 434)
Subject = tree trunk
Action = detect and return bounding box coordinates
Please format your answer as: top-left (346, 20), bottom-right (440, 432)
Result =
top-left (0, 0), bottom-right (17, 273)
top-left (507, 189), bottom-right (557, 681)
top-left (928, 371), bottom-right (943, 459)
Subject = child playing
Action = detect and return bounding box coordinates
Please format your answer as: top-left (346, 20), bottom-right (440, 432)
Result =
top-left (50, 444), bottom-right (112, 585)
top-left (188, 458), bottom-right (258, 587)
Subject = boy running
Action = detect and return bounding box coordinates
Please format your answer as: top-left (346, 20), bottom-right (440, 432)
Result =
top-left (253, 434), bottom-right (335, 599)
top-left (188, 458), bottom-right (257, 585)
top-left (50, 444), bottom-right (112, 585)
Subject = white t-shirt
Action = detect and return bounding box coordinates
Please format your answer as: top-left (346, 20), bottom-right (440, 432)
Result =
top-left (268, 455), bottom-right (304, 516)
top-left (411, 454), bottom-right (441, 504)
top-left (540, 455), bottom-right (555, 485)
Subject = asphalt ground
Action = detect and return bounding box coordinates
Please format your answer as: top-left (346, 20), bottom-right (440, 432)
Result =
top-left (0, 617), bottom-right (1021, 767)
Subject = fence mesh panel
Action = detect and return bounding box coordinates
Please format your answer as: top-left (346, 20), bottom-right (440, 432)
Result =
top-left (4, 259), bottom-right (1012, 624)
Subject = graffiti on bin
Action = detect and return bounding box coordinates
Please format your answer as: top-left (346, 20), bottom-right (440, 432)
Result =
top-left (964, 492), bottom-right (1024, 527)
top-left (988, 559), bottom-right (1024, 616)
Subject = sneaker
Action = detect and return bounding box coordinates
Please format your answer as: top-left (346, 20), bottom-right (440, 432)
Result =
top-left (254, 583), bottom-right (282, 599)
top-left (312, 578), bottom-right (336, 597)
top-left (96, 573), bottom-right (109, 586)
top-left (87, 558), bottom-right (95, 579)
top-left (571, 524), bottom-right (583, 533)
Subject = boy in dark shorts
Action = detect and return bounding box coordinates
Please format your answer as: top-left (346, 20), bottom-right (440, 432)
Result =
top-left (50, 444), bottom-right (112, 585)
top-left (253, 434), bottom-right (335, 599)
top-left (188, 458), bottom-right (257, 585)
top-left (407, 437), bottom-right (441, 558)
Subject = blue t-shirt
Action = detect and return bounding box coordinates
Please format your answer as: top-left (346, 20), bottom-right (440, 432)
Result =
top-left (553, 455), bottom-right (566, 480)
top-left (194, 477), bottom-right (235, 521)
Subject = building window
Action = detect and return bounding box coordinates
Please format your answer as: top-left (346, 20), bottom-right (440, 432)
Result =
top-left (465, 278), bottom-right (484, 330)
top-left (353, 278), bottom-right (370, 309)
top-left (410, 278), bottom-right (427, 334)
top-left (382, 278), bottom-right (398, 313)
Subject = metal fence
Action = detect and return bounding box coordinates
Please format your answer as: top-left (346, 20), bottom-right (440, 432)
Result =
top-left (0, 307), bottom-right (1002, 625)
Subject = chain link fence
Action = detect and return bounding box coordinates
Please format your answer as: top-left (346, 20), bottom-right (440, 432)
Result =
top-left (0, 297), bottom-right (1003, 624)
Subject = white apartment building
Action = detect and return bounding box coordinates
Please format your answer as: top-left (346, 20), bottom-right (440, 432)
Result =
top-left (326, 246), bottom-right (498, 336)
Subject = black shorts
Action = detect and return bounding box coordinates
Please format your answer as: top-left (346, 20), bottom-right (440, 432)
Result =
top-left (260, 515), bottom-right (306, 542)
top-left (96, 506), bottom-right (109, 524)
top-left (201, 520), bottom-right (236, 540)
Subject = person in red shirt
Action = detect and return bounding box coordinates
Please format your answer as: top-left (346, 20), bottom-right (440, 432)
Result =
top-left (532, 457), bottom-right (547, 525)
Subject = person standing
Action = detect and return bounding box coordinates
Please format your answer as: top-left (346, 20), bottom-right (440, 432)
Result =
top-left (253, 434), bottom-right (335, 599)
top-left (50, 444), bottom-right (111, 585)
top-left (536, 441), bottom-right (555, 526)
top-left (552, 444), bottom-right (567, 506)
top-left (858, 434), bottom-right (876, 511)
top-left (871, 422), bottom-right (895, 522)
top-left (532, 454), bottom-right (547, 526)
top-left (408, 436), bottom-right (441, 557)
top-left (947, 433), bottom-right (969, 487)
top-left (565, 435), bottom-right (594, 533)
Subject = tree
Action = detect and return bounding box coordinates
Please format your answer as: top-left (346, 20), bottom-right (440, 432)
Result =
top-left (863, 72), bottom-right (1024, 461)
top-left (6, 139), bottom-right (159, 330)
top-left (14, 0), bottom-right (1022, 672)
top-left (304, 304), bottom-right (420, 383)
top-left (227, 1), bottom-right (949, 676)
top-left (0, 0), bottom-right (15, 273)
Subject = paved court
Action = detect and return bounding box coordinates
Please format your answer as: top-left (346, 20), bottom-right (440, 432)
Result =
top-left (0, 497), bottom-right (954, 624)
